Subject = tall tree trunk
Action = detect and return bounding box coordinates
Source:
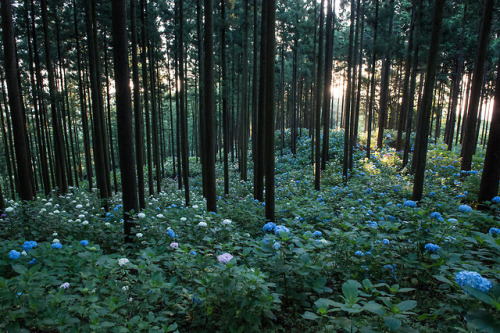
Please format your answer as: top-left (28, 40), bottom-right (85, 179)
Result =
top-left (314, 0), bottom-right (325, 190)
top-left (411, 0), bottom-right (445, 202)
top-left (221, 0), bottom-right (230, 196)
top-left (130, 0), bottom-right (145, 209)
top-left (41, 0), bottom-right (67, 194)
top-left (366, 0), bottom-right (379, 158)
top-left (240, 0), bottom-right (250, 181)
top-left (111, 0), bottom-right (138, 243)
top-left (461, 0), bottom-right (493, 172)
top-left (342, 0), bottom-right (355, 180)
top-left (264, 0), bottom-right (277, 221)
top-left (321, 0), bottom-right (334, 171)
top-left (1, 0), bottom-right (34, 201)
top-left (204, 0), bottom-right (217, 212)
top-left (177, 0), bottom-right (190, 205)
top-left (377, 0), bottom-right (395, 149)
top-left (84, 0), bottom-right (109, 209)
top-left (396, 0), bottom-right (416, 152)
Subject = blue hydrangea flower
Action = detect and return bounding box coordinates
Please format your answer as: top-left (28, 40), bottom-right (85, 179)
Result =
top-left (404, 200), bottom-right (417, 208)
top-left (22, 241), bottom-right (37, 252)
top-left (429, 192), bottom-right (435, 197)
top-left (355, 251), bottom-right (364, 256)
top-left (489, 227), bottom-right (500, 236)
top-left (424, 243), bottom-right (440, 253)
top-left (80, 240), bottom-right (89, 246)
top-left (263, 222), bottom-right (276, 232)
top-left (167, 229), bottom-right (176, 238)
top-left (9, 250), bottom-right (21, 260)
top-left (382, 239), bottom-right (390, 245)
top-left (273, 242), bottom-right (281, 250)
top-left (313, 230), bottom-right (322, 237)
top-left (366, 221), bottom-right (378, 228)
top-left (51, 242), bottom-right (62, 249)
top-left (459, 205), bottom-right (472, 213)
top-left (29, 258), bottom-right (37, 264)
top-left (274, 225), bottom-right (290, 235)
top-left (190, 250), bottom-right (197, 256)
top-left (456, 271), bottom-right (492, 293)
top-left (492, 196), bottom-right (500, 204)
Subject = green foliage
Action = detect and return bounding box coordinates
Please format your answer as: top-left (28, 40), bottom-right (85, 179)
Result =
top-left (1, 130), bottom-right (499, 332)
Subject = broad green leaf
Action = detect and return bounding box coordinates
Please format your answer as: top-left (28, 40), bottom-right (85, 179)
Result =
top-left (342, 280), bottom-right (361, 305)
top-left (465, 310), bottom-right (500, 332)
top-left (463, 286), bottom-right (495, 306)
top-left (12, 264), bottom-right (27, 275)
top-left (397, 300), bottom-right (417, 312)
top-left (363, 302), bottom-right (385, 316)
top-left (385, 317), bottom-right (402, 331)
top-left (433, 275), bottom-right (453, 285)
top-left (302, 311), bottom-right (320, 320)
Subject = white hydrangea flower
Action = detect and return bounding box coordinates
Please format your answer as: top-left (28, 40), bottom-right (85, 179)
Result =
top-left (136, 233), bottom-right (143, 238)
top-left (118, 258), bottom-right (130, 266)
top-left (198, 222), bottom-right (207, 227)
top-left (82, 221), bottom-right (89, 225)
top-left (138, 213), bottom-right (146, 219)
top-left (222, 219), bottom-right (232, 225)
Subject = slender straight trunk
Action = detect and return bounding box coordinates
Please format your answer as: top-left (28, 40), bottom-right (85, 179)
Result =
top-left (396, 0), bottom-right (416, 151)
top-left (251, 0), bottom-right (258, 173)
top-left (240, 0), bottom-right (250, 181)
top-left (204, 0), bottom-right (217, 212)
top-left (72, 0), bottom-right (93, 190)
top-left (446, 4), bottom-right (465, 150)
top-left (264, 0), bottom-right (277, 221)
top-left (366, 0), bottom-right (379, 158)
top-left (140, 0), bottom-right (153, 196)
top-left (131, 0), bottom-right (145, 209)
top-left (104, 41), bottom-right (118, 193)
top-left (377, 0), bottom-right (395, 148)
top-left (342, 0), bottom-right (355, 180)
top-left (411, 0), bottom-right (445, 202)
top-left (348, 0), bottom-right (361, 171)
top-left (25, 0), bottom-right (50, 195)
top-left (291, 28), bottom-right (298, 156)
top-left (461, 0), bottom-right (493, 172)
top-left (42, 0), bottom-right (67, 194)
top-left (314, 0), bottom-right (325, 190)
top-left (1, 0), bottom-right (34, 201)
top-left (84, 0), bottom-right (109, 209)
top-left (177, 0), bottom-right (190, 205)
top-left (403, 0), bottom-right (422, 169)
top-left (321, 0), bottom-right (334, 170)
top-left (111, 0), bottom-right (138, 243)
top-left (254, 0), bottom-right (268, 201)
top-left (221, 0), bottom-right (230, 196)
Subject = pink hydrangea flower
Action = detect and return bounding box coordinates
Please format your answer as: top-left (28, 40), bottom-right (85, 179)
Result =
top-left (170, 242), bottom-right (179, 248)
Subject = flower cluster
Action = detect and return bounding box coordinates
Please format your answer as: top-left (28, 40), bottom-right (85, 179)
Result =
top-left (170, 242), bottom-right (179, 248)
top-left (51, 242), bottom-right (63, 249)
top-left (217, 253), bottom-right (233, 264)
top-left (9, 250), bottom-right (20, 260)
top-left (455, 271), bottom-right (492, 293)
top-left (80, 240), bottom-right (89, 246)
top-left (404, 200), bottom-right (417, 208)
top-left (458, 205), bottom-right (472, 213)
top-left (492, 196), bottom-right (500, 204)
top-left (424, 243), bottom-right (440, 253)
top-left (430, 212), bottom-right (443, 221)
top-left (263, 222), bottom-right (276, 232)
top-left (355, 251), bottom-right (364, 256)
top-left (312, 230), bottom-right (322, 237)
top-left (275, 225), bottom-right (290, 235)
top-left (167, 229), bottom-right (176, 238)
top-left (22, 241), bottom-right (37, 252)
top-left (489, 227), bottom-right (500, 236)
top-left (118, 258), bottom-right (130, 266)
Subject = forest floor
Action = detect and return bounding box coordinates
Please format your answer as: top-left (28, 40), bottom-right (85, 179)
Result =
top-left (1, 130), bottom-right (499, 332)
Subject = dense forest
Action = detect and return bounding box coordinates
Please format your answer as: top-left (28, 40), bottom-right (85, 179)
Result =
top-left (1, 0), bottom-right (500, 331)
